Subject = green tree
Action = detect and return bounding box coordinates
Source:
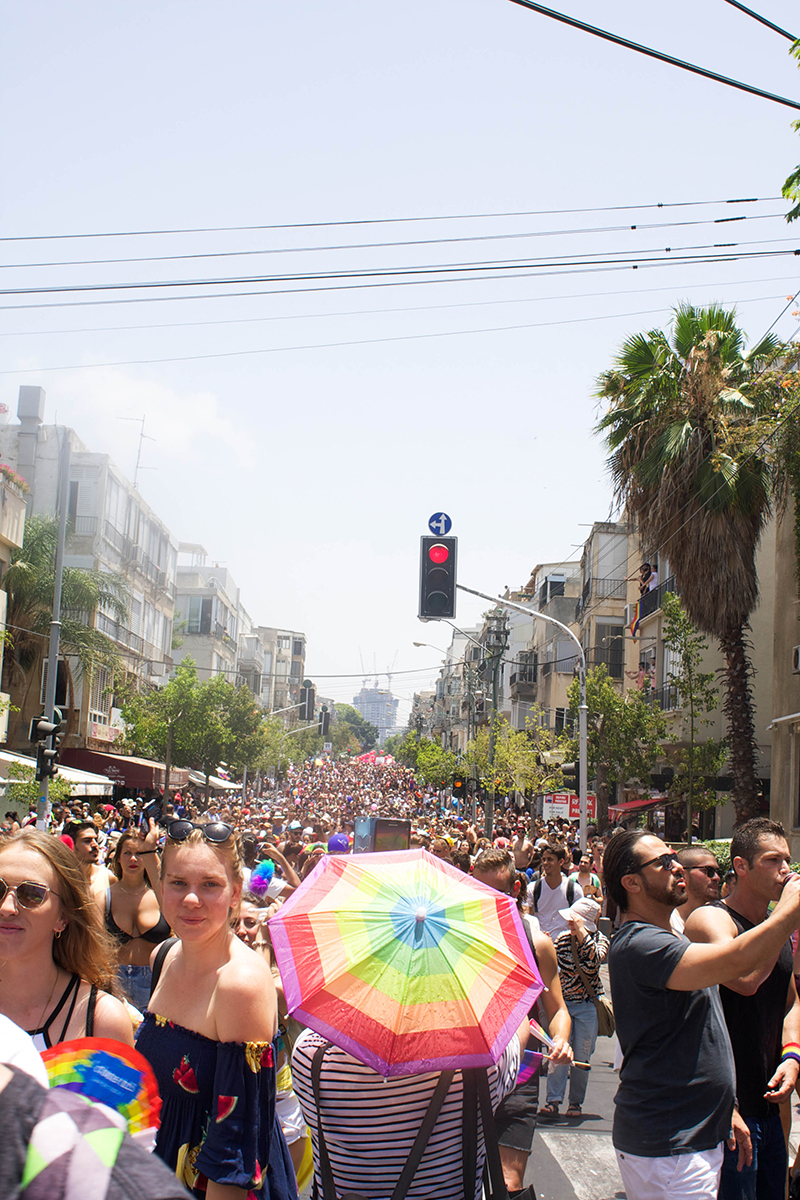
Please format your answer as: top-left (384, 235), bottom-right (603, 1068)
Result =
top-left (333, 704), bottom-right (378, 751)
top-left (2, 514), bottom-right (129, 746)
top-left (596, 303), bottom-right (789, 824)
top-left (5, 761), bottom-right (72, 810)
top-left (464, 715), bottom-right (560, 797)
top-left (411, 737), bottom-right (458, 788)
top-left (782, 39), bottom-right (800, 222)
top-left (661, 592), bottom-right (728, 839)
top-left (564, 664), bottom-right (667, 829)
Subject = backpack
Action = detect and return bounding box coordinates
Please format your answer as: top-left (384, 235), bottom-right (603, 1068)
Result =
top-left (532, 877), bottom-right (575, 912)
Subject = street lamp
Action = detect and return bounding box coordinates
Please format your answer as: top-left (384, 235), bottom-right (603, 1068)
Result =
top-left (458, 583), bottom-right (590, 851)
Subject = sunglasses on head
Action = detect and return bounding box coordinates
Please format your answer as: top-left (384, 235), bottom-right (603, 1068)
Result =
top-left (167, 820), bottom-right (234, 844)
top-left (693, 865), bottom-right (721, 879)
top-left (0, 878), bottom-right (61, 909)
top-left (635, 851), bottom-right (679, 873)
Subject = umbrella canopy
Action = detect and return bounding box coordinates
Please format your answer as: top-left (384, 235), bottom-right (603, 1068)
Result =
top-left (269, 847), bottom-right (542, 1077)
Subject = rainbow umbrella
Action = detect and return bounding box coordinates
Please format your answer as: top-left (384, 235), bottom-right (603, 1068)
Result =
top-left (268, 847), bottom-right (543, 1077)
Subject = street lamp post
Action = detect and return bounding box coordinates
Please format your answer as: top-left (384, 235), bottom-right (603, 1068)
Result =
top-left (457, 584), bottom-right (590, 851)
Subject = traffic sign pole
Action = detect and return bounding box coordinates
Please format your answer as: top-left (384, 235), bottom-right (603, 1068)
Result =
top-left (38, 433), bottom-right (70, 831)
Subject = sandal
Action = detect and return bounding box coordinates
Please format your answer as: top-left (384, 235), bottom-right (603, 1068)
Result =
top-left (538, 1102), bottom-right (560, 1117)
top-left (565, 1104), bottom-right (582, 1117)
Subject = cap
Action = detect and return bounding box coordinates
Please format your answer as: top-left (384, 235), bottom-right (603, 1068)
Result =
top-left (557, 896), bottom-right (601, 932)
top-left (327, 833), bottom-right (350, 854)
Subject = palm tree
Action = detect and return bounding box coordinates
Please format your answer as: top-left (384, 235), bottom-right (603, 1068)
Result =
top-left (596, 303), bottom-right (790, 825)
top-left (2, 514), bottom-right (129, 745)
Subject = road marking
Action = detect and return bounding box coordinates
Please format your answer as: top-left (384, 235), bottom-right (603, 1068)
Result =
top-left (539, 1129), bottom-right (624, 1200)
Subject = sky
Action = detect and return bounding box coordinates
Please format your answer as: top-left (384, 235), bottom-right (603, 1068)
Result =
top-left (2, 0), bottom-right (799, 720)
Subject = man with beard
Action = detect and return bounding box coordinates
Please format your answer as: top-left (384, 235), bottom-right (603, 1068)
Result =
top-left (672, 846), bottom-right (723, 931)
top-left (603, 831), bottom-right (800, 1200)
top-left (685, 819), bottom-right (800, 1200)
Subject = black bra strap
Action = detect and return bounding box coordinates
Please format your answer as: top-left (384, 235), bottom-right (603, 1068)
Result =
top-left (57, 974), bottom-right (82, 1045)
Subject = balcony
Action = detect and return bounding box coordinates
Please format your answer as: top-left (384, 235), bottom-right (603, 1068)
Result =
top-left (509, 669), bottom-right (537, 701)
top-left (0, 483), bottom-right (26, 551)
top-left (73, 515), bottom-right (97, 536)
top-left (646, 682), bottom-right (680, 711)
top-left (638, 576), bottom-right (677, 621)
top-left (576, 576), bottom-right (627, 618)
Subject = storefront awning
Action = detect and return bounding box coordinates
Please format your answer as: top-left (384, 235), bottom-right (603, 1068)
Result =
top-left (0, 750), bottom-right (114, 797)
top-left (608, 796), bottom-right (670, 815)
top-left (188, 770), bottom-right (241, 792)
top-left (61, 748), bottom-right (190, 791)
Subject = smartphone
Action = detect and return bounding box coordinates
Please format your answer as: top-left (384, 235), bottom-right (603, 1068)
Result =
top-left (139, 800), bottom-right (162, 836)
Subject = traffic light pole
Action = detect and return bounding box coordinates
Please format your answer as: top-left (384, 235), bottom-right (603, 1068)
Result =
top-left (457, 584), bottom-right (590, 851)
top-left (37, 433), bottom-right (70, 831)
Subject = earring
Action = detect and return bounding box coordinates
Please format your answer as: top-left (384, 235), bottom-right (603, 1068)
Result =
top-left (54, 929), bottom-right (63, 939)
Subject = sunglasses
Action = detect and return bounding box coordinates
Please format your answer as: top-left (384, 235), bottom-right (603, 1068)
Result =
top-left (0, 879), bottom-right (62, 909)
top-left (167, 820), bottom-right (234, 844)
top-left (635, 852), bottom-right (679, 873)
top-left (692, 865), bottom-right (721, 879)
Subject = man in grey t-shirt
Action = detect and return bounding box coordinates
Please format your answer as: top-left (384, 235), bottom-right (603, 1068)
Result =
top-left (603, 831), bottom-right (800, 1200)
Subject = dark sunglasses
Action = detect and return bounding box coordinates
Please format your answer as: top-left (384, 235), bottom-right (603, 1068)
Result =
top-left (635, 852), bottom-right (679, 873)
top-left (692, 865), bottom-right (721, 879)
top-left (167, 820), bottom-right (234, 844)
top-left (0, 878), bottom-right (62, 909)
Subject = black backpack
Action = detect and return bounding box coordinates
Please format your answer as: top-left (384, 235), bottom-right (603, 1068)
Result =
top-left (532, 877), bottom-right (575, 912)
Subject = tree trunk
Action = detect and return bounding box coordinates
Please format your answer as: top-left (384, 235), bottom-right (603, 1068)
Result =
top-left (595, 765), bottom-right (611, 831)
top-left (719, 621), bottom-right (760, 826)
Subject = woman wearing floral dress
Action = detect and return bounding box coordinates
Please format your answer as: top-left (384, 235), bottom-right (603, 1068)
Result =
top-left (135, 820), bottom-right (296, 1200)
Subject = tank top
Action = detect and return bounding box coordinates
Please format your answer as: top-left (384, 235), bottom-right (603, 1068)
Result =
top-left (715, 901), bottom-right (793, 1118)
top-left (26, 974), bottom-right (97, 1051)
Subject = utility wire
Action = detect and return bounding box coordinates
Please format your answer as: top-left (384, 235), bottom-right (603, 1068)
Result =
top-left (720, 0), bottom-right (796, 41)
top-left (506, 0), bottom-right (800, 110)
top-left (1, 273), bottom-right (794, 339)
top-left (2, 248), bottom-right (798, 313)
top-left (0, 212), bottom-right (787, 272)
top-left (3, 292), bottom-right (794, 376)
top-left (0, 196), bottom-right (779, 244)
top-left (1, 236), bottom-right (798, 297)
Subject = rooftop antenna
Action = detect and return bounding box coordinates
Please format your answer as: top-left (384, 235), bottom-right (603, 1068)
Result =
top-left (118, 415), bottom-right (156, 490)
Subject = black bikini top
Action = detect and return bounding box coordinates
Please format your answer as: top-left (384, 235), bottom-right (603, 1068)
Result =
top-left (104, 888), bottom-right (172, 946)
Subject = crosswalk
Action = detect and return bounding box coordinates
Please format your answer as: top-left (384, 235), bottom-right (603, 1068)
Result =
top-left (536, 1129), bottom-right (625, 1200)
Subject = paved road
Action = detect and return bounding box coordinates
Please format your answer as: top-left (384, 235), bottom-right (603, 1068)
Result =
top-left (522, 1033), bottom-right (625, 1200)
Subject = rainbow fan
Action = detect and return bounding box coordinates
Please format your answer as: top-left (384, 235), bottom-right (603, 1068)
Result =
top-left (41, 1037), bottom-right (161, 1134)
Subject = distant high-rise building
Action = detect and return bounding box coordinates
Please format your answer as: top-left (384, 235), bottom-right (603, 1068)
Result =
top-left (352, 685), bottom-right (399, 745)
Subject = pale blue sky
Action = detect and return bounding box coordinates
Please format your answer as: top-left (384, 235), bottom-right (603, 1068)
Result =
top-left (2, 0), bottom-right (799, 717)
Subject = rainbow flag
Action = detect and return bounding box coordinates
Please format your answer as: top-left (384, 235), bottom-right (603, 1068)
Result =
top-left (41, 1037), bottom-right (161, 1134)
top-left (629, 600), bottom-right (641, 640)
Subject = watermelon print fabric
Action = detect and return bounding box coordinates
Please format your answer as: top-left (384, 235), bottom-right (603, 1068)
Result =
top-left (136, 1011), bottom-right (296, 1200)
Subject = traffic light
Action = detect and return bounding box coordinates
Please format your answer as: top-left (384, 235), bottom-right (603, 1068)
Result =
top-left (318, 706), bottom-right (330, 737)
top-left (300, 684), bottom-right (315, 722)
top-left (418, 536), bottom-right (457, 620)
top-left (453, 775), bottom-right (464, 796)
top-left (561, 762), bottom-right (578, 788)
top-left (31, 711), bottom-right (63, 782)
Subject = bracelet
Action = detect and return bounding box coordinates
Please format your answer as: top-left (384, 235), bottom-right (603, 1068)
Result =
top-left (783, 1043), bottom-right (800, 1052)
top-left (781, 1051), bottom-right (800, 1065)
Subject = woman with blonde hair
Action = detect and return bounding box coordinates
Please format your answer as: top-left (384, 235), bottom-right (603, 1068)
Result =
top-left (105, 828), bottom-right (171, 1010)
top-left (136, 819), bottom-right (296, 1200)
top-left (0, 828), bottom-right (134, 1049)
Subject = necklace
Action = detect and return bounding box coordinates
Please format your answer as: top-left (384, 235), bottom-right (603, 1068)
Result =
top-left (35, 969), bottom-right (60, 1033)
top-left (117, 880), bottom-right (148, 896)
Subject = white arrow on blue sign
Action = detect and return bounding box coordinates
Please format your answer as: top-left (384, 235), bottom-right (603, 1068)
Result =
top-left (428, 512), bottom-right (452, 536)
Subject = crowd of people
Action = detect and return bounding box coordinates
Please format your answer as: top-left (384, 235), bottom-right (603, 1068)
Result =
top-left (0, 754), bottom-right (799, 1200)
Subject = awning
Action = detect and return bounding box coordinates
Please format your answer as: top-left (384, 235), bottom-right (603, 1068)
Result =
top-left (0, 750), bottom-right (114, 797)
top-left (188, 770), bottom-right (241, 792)
top-left (61, 748), bottom-right (190, 791)
top-left (609, 796), bottom-right (671, 815)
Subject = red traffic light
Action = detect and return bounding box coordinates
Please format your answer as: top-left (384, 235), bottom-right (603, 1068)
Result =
top-left (428, 543), bottom-right (450, 564)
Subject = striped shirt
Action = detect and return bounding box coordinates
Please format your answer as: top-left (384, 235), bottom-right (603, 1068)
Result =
top-left (292, 1029), bottom-right (520, 1200)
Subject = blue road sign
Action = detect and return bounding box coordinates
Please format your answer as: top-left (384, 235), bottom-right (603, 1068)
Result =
top-left (428, 512), bottom-right (452, 536)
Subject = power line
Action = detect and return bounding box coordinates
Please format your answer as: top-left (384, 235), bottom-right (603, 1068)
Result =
top-left (0, 195), bottom-right (780, 244)
top-left (4, 247), bottom-right (797, 313)
top-left (2, 291), bottom-right (796, 377)
top-left (1, 273), bottom-right (796, 340)
top-left (2, 236), bottom-right (798, 298)
top-left (0, 211), bottom-right (787, 272)
top-left (506, 0), bottom-right (800, 110)
top-left (720, 0), bottom-right (796, 41)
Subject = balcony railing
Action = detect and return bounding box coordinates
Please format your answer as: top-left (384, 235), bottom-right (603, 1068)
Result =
top-left (646, 682), bottom-right (680, 711)
top-left (638, 575), bottom-right (677, 621)
top-left (73, 515), bottom-right (97, 535)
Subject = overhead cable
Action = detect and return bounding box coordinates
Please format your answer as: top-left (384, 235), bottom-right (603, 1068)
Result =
top-left (506, 0), bottom-right (800, 110)
top-left (720, 0), bottom-right (796, 40)
top-left (0, 196), bottom-right (780, 243)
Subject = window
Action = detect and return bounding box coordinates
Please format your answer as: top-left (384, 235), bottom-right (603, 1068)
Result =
top-left (554, 707), bottom-right (567, 734)
top-left (596, 622), bottom-right (624, 678)
top-left (40, 660), bottom-right (68, 708)
top-left (292, 640), bottom-right (304, 658)
top-left (278, 636), bottom-right (291, 650)
top-left (89, 667), bottom-right (111, 720)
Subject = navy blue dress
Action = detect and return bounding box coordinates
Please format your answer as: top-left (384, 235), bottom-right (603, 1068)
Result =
top-left (136, 1010), bottom-right (297, 1200)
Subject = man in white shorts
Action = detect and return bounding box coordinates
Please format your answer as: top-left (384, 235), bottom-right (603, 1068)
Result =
top-left (603, 830), bottom-right (800, 1200)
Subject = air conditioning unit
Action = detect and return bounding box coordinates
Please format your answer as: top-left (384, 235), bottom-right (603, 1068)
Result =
top-left (793, 646), bottom-right (800, 675)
